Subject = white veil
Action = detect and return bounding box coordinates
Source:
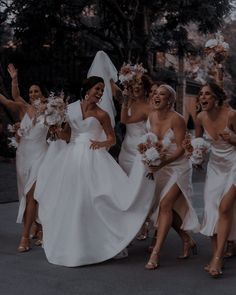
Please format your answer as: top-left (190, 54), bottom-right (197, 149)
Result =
top-left (87, 51), bottom-right (118, 127)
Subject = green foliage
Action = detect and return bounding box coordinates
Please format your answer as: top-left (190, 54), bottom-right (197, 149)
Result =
top-left (0, 0), bottom-right (232, 90)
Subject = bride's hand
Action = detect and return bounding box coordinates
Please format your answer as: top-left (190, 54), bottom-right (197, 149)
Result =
top-left (90, 140), bottom-right (103, 150)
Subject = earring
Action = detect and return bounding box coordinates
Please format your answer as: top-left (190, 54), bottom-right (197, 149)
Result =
top-left (214, 101), bottom-right (218, 108)
top-left (85, 94), bottom-right (89, 101)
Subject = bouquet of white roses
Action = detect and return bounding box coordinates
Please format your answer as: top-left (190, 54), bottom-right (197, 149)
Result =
top-left (37, 91), bottom-right (68, 140)
top-left (183, 134), bottom-right (210, 167)
top-left (190, 137), bottom-right (210, 166)
top-left (137, 132), bottom-right (170, 180)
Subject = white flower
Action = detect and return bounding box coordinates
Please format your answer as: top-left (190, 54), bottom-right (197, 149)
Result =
top-left (190, 137), bottom-right (210, 165)
top-left (191, 137), bottom-right (210, 150)
top-left (162, 137), bottom-right (171, 150)
top-left (144, 147), bottom-right (160, 163)
top-left (7, 124), bottom-right (15, 133)
top-left (190, 149), bottom-right (204, 165)
top-left (8, 137), bottom-right (18, 148)
top-left (205, 39), bottom-right (218, 49)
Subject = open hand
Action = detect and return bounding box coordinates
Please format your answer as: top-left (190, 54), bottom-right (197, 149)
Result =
top-left (90, 140), bottom-right (103, 150)
top-left (7, 64), bottom-right (18, 80)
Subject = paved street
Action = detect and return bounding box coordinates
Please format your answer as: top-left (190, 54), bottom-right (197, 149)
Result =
top-left (0, 161), bottom-right (236, 295)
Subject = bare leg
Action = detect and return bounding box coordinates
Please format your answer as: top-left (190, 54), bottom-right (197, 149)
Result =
top-left (18, 182), bottom-right (37, 252)
top-left (145, 184), bottom-right (181, 269)
top-left (209, 185), bottom-right (236, 277)
top-left (172, 209), bottom-right (197, 258)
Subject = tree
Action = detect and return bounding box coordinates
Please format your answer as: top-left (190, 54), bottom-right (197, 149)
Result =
top-left (0, 0), bottom-right (233, 104)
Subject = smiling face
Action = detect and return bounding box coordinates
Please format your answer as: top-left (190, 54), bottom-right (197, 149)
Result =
top-left (87, 82), bottom-right (104, 103)
top-left (132, 78), bottom-right (145, 99)
top-left (152, 86), bottom-right (171, 110)
top-left (199, 85), bottom-right (216, 111)
top-left (29, 85), bottom-right (43, 103)
top-left (148, 84), bottom-right (158, 99)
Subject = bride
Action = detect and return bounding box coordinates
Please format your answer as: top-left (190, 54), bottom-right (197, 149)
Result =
top-left (35, 76), bottom-right (156, 267)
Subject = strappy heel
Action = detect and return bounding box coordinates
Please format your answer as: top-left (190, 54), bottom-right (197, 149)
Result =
top-left (145, 249), bottom-right (160, 270)
top-left (224, 241), bottom-right (236, 258)
top-left (136, 219), bottom-right (150, 241)
top-left (208, 256), bottom-right (223, 278)
top-left (17, 236), bottom-right (30, 253)
top-left (34, 230), bottom-right (43, 246)
top-left (178, 238), bottom-right (197, 259)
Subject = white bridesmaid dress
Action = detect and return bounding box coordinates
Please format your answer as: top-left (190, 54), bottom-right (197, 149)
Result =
top-left (16, 113), bottom-right (48, 223)
top-left (200, 128), bottom-right (236, 240)
top-left (35, 100), bottom-right (155, 267)
top-left (118, 108), bottom-right (147, 175)
top-left (147, 121), bottom-right (199, 232)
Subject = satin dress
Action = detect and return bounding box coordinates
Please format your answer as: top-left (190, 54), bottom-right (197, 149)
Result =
top-left (200, 128), bottom-right (236, 240)
top-left (118, 108), bottom-right (147, 175)
top-left (16, 113), bottom-right (48, 223)
top-left (147, 120), bottom-right (200, 232)
top-left (35, 100), bottom-right (156, 267)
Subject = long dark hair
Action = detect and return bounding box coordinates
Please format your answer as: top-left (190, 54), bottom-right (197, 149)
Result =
top-left (200, 82), bottom-right (227, 106)
top-left (80, 76), bottom-right (104, 99)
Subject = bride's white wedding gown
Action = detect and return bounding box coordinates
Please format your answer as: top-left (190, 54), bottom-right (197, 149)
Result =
top-left (35, 100), bottom-right (155, 267)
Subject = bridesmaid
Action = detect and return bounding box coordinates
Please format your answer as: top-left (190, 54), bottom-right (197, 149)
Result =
top-left (118, 74), bottom-right (152, 175)
top-left (145, 84), bottom-right (199, 270)
top-left (195, 82), bottom-right (236, 277)
top-left (0, 66), bottom-right (48, 252)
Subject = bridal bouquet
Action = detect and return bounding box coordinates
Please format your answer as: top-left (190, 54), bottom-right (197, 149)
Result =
top-left (7, 122), bottom-right (28, 148)
top-left (137, 132), bottom-right (171, 180)
top-left (118, 63), bottom-right (147, 85)
top-left (37, 91), bottom-right (68, 140)
top-left (183, 135), bottom-right (210, 167)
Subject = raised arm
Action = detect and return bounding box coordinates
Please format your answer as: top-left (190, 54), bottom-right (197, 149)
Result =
top-left (7, 64), bottom-right (26, 104)
top-left (110, 80), bottom-right (124, 103)
top-left (0, 93), bottom-right (24, 114)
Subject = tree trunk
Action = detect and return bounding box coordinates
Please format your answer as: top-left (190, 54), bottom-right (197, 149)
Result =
top-left (176, 55), bottom-right (185, 114)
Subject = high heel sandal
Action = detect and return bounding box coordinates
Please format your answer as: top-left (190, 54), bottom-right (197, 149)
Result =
top-left (178, 238), bottom-right (197, 259)
top-left (145, 249), bottom-right (160, 270)
top-left (17, 237), bottom-right (30, 253)
top-left (136, 219), bottom-right (150, 241)
top-left (31, 221), bottom-right (40, 239)
top-left (208, 257), bottom-right (223, 278)
top-left (34, 230), bottom-right (43, 246)
top-left (224, 241), bottom-right (236, 258)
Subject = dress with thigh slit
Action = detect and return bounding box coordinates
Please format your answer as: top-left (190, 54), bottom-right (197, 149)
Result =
top-left (16, 113), bottom-right (48, 223)
top-left (200, 128), bottom-right (236, 239)
top-left (146, 119), bottom-right (199, 232)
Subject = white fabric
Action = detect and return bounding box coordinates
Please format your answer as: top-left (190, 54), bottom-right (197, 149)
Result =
top-left (146, 120), bottom-right (200, 232)
top-left (35, 100), bottom-right (156, 267)
top-left (200, 128), bottom-right (236, 240)
top-left (119, 108), bottom-right (147, 175)
top-left (87, 50), bottom-right (118, 127)
top-left (16, 113), bottom-right (48, 223)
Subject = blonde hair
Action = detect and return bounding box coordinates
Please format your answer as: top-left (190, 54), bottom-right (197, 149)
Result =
top-left (159, 84), bottom-right (176, 107)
